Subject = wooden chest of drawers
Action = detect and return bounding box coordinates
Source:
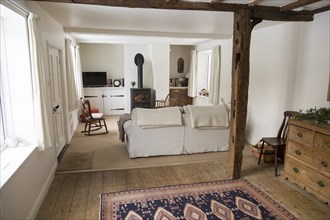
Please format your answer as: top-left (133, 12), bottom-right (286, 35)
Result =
top-left (282, 119), bottom-right (330, 204)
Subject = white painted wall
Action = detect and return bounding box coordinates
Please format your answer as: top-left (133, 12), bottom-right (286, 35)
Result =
top-left (246, 11), bottom-right (330, 145)
top-left (150, 44), bottom-right (170, 100)
top-left (0, 1), bottom-right (78, 219)
top-left (292, 12), bottom-right (330, 109)
top-left (80, 43), bottom-right (124, 80)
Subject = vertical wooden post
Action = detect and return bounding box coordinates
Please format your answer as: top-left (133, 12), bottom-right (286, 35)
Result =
top-left (226, 10), bottom-right (262, 179)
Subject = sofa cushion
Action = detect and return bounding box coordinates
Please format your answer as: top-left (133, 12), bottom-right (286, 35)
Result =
top-left (133, 106), bottom-right (183, 128)
top-left (187, 104), bottom-right (229, 129)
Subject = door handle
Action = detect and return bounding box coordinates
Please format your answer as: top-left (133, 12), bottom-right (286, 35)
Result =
top-left (53, 105), bottom-right (59, 113)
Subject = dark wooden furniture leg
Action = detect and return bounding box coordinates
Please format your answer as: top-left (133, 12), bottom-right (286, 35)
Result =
top-left (275, 146), bottom-right (278, 176)
top-left (258, 141), bottom-right (265, 165)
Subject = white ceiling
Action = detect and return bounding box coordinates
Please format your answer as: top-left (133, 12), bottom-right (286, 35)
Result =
top-left (36, 1), bottom-right (285, 45)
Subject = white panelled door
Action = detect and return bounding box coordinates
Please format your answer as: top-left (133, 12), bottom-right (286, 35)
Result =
top-left (48, 44), bottom-right (65, 157)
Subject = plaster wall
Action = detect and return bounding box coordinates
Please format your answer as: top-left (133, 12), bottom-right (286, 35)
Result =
top-left (149, 44), bottom-right (170, 100)
top-left (292, 12), bottom-right (330, 109)
top-left (246, 11), bottom-right (330, 145)
top-left (80, 43), bottom-right (125, 80)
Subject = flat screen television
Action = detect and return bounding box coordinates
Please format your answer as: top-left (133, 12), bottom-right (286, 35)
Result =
top-left (82, 72), bottom-right (107, 87)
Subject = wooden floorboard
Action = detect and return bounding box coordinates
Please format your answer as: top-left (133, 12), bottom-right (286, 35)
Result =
top-left (67, 173), bottom-right (90, 220)
top-left (85, 172), bottom-right (103, 220)
top-left (50, 174), bottom-right (78, 219)
top-left (103, 171), bottom-right (117, 193)
top-left (138, 168), bottom-right (157, 188)
top-left (36, 152), bottom-right (330, 220)
top-left (36, 175), bottom-right (65, 219)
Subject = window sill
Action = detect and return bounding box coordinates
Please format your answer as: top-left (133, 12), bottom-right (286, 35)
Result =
top-left (0, 143), bottom-right (37, 188)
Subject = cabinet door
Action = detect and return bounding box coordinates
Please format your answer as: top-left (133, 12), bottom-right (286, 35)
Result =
top-left (84, 89), bottom-right (104, 112)
top-left (111, 96), bottom-right (124, 110)
top-left (103, 89), bottom-right (125, 115)
top-left (103, 90), bottom-right (113, 115)
top-left (111, 89), bottom-right (125, 115)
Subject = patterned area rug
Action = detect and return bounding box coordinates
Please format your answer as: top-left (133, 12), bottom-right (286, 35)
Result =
top-left (100, 178), bottom-right (296, 220)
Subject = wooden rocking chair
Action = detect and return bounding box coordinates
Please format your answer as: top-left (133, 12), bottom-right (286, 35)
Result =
top-left (81, 99), bottom-right (109, 136)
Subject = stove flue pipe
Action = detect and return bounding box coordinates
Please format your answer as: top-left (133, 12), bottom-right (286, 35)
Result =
top-left (134, 53), bottom-right (144, 89)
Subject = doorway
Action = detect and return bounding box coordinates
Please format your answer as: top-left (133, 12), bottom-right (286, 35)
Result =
top-left (47, 43), bottom-right (66, 156)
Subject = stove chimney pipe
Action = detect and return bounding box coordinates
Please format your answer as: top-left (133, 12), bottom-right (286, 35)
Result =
top-left (134, 53), bottom-right (144, 88)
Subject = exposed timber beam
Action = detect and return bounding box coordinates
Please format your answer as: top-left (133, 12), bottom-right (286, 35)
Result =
top-left (226, 9), bottom-right (262, 179)
top-left (312, 5), bottom-right (330, 14)
top-left (31, 0), bottom-right (314, 22)
top-left (248, 0), bottom-right (263, 7)
top-left (64, 27), bottom-right (231, 39)
top-left (280, 0), bottom-right (321, 11)
top-left (252, 9), bottom-right (312, 21)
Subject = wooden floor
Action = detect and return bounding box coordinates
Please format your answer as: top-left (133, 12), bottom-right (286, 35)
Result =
top-left (36, 151), bottom-right (329, 220)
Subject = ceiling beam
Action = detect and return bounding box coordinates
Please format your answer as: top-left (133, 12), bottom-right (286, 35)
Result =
top-left (312, 5), bottom-right (330, 14)
top-left (280, 0), bottom-right (321, 11)
top-left (64, 27), bottom-right (232, 39)
top-left (248, 0), bottom-right (263, 7)
top-left (31, 0), bottom-right (314, 21)
top-left (252, 9), bottom-right (313, 21)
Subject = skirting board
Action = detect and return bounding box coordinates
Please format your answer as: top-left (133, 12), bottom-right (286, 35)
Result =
top-left (27, 161), bottom-right (58, 219)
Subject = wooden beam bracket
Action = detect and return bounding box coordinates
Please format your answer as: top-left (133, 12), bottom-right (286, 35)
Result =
top-left (250, 17), bottom-right (263, 30)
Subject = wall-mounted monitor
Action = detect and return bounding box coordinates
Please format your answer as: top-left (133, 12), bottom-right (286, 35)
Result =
top-left (82, 72), bottom-right (107, 87)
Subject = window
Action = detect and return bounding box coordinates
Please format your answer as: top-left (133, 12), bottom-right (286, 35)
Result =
top-left (0, 4), bottom-right (36, 139)
top-left (0, 3), bottom-right (37, 187)
top-left (196, 50), bottom-right (212, 97)
top-left (1, 3), bottom-right (35, 150)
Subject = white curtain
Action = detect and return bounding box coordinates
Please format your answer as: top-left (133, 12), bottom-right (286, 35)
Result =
top-left (74, 45), bottom-right (84, 99)
top-left (27, 13), bottom-right (52, 151)
top-left (188, 50), bottom-right (197, 97)
top-left (65, 38), bottom-right (78, 111)
top-left (208, 46), bottom-right (221, 104)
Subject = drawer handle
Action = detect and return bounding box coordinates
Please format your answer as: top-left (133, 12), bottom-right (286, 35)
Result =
top-left (318, 181), bottom-right (325, 188)
top-left (293, 167), bottom-right (299, 173)
top-left (295, 150), bottom-right (301, 155)
top-left (321, 161), bottom-right (328, 167)
top-left (296, 133), bottom-right (303, 138)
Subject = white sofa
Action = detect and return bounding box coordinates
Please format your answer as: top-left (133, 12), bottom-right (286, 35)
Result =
top-left (123, 105), bottom-right (230, 158)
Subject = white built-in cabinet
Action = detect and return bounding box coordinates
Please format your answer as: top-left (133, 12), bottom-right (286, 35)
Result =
top-left (83, 87), bottom-right (125, 115)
